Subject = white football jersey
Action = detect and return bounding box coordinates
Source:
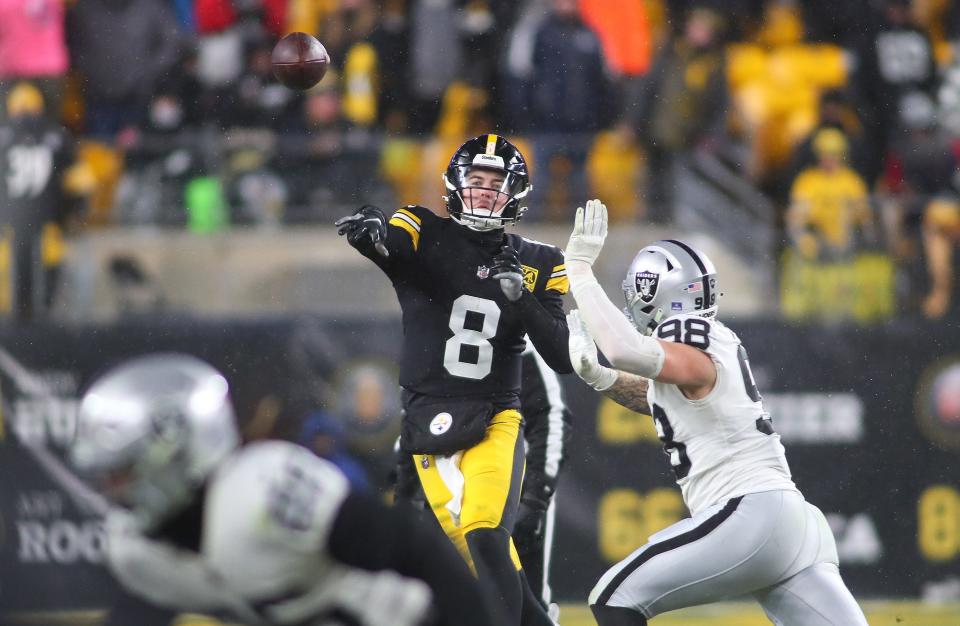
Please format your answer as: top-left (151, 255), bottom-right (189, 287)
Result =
top-left (106, 441), bottom-right (432, 626)
top-left (647, 314), bottom-right (798, 515)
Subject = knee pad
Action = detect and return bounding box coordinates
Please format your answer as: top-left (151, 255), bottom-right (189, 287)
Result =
top-left (465, 526), bottom-right (510, 564)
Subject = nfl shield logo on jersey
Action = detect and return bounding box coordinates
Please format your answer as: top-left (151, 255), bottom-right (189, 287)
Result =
top-left (636, 271), bottom-right (660, 303)
top-left (477, 265), bottom-right (490, 279)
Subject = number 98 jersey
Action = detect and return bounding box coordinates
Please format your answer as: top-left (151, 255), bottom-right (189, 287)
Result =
top-left (647, 314), bottom-right (798, 516)
top-left (363, 205), bottom-right (568, 401)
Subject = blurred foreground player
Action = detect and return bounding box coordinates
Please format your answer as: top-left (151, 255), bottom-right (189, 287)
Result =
top-left (70, 353), bottom-right (499, 626)
top-left (337, 134), bottom-right (572, 625)
top-left (564, 201), bottom-right (869, 626)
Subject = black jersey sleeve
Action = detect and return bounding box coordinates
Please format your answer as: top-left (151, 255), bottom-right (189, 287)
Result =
top-left (329, 490), bottom-right (499, 626)
top-left (506, 240), bottom-right (572, 374)
top-left (511, 280), bottom-right (572, 374)
top-left (348, 205), bottom-right (431, 272)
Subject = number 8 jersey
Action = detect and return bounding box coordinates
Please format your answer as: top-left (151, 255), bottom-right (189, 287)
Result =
top-left (358, 205), bottom-right (569, 403)
top-left (648, 313), bottom-right (798, 516)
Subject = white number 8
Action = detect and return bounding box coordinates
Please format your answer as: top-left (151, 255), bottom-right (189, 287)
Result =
top-left (444, 295), bottom-right (501, 379)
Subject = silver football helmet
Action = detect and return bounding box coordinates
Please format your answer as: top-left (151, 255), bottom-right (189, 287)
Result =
top-left (622, 240), bottom-right (719, 335)
top-left (71, 353), bottom-right (240, 531)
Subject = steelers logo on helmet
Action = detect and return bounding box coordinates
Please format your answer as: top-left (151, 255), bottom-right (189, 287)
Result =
top-left (622, 240), bottom-right (719, 336)
top-left (443, 134), bottom-right (531, 232)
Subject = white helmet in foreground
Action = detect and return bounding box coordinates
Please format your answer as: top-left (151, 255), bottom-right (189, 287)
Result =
top-left (622, 239), bottom-right (719, 336)
top-left (71, 353), bottom-right (240, 531)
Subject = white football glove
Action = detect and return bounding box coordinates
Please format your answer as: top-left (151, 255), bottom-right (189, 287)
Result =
top-left (564, 199), bottom-right (608, 265)
top-left (567, 309), bottom-right (617, 391)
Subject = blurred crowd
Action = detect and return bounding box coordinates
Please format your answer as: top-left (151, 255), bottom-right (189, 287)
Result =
top-left (4, 0), bottom-right (960, 322)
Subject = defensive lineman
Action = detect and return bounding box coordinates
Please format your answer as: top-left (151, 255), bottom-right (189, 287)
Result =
top-left (563, 200), bottom-right (869, 626)
top-left (71, 353), bottom-right (500, 626)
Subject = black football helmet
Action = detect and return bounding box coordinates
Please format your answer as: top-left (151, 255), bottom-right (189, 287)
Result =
top-left (443, 134), bottom-right (532, 231)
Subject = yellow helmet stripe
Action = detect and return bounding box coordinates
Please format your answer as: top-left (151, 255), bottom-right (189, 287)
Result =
top-left (485, 134), bottom-right (498, 156)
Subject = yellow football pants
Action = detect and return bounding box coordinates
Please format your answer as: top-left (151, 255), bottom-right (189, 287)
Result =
top-left (413, 408), bottom-right (525, 573)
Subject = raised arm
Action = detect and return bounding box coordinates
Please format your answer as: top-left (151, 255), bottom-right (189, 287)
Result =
top-left (564, 201), bottom-right (715, 396)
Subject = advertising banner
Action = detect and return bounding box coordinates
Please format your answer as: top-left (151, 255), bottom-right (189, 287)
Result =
top-left (0, 316), bottom-right (957, 615)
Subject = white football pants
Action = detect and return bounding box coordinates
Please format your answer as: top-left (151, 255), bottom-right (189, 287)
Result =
top-left (589, 490), bottom-right (868, 625)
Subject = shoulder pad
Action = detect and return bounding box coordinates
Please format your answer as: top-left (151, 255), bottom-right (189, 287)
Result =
top-left (518, 235), bottom-right (561, 251)
top-left (388, 205), bottom-right (435, 252)
top-left (506, 234), bottom-right (568, 294)
top-left (211, 441), bottom-right (349, 547)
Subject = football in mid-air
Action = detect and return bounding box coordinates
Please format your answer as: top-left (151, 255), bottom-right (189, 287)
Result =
top-left (271, 32), bottom-right (330, 91)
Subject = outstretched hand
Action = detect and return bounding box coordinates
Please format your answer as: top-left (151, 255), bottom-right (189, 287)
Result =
top-left (335, 205), bottom-right (389, 257)
top-left (565, 199), bottom-right (608, 265)
top-left (490, 244), bottom-right (524, 302)
top-left (567, 309), bottom-right (616, 390)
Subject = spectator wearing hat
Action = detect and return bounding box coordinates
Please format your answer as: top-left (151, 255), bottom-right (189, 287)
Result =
top-left (0, 83), bottom-right (90, 320)
top-left (787, 128), bottom-right (873, 262)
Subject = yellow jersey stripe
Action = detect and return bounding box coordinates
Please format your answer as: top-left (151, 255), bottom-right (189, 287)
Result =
top-left (552, 263), bottom-right (566, 273)
top-left (391, 211), bottom-right (421, 232)
top-left (389, 216), bottom-right (420, 250)
top-left (395, 208), bottom-right (422, 226)
top-left (545, 275), bottom-right (570, 294)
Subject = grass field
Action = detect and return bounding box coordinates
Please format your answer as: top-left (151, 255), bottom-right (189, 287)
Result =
top-left (5, 602), bottom-right (959, 625)
top-left (556, 601), bottom-right (960, 626)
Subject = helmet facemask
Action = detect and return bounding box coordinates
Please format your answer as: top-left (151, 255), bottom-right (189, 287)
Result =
top-left (621, 241), bottom-right (720, 336)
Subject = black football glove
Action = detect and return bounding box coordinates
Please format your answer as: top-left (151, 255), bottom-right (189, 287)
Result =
top-left (512, 494), bottom-right (549, 554)
top-left (335, 205), bottom-right (389, 257)
top-left (490, 244), bottom-right (524, 302)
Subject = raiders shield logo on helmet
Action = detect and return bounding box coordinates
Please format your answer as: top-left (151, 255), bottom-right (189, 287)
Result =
top-left (636, 271), bottom-right (660, 303)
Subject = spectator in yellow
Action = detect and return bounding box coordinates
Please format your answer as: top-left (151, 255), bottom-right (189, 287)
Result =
top-left (921, 199), bottom-right (960, 319)
top-left (787, 128), bottom-right (874, 262)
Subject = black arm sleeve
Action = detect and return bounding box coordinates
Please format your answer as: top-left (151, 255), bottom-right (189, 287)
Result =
top-left (328, 491), bottom-right (497, 626)
top-left (520, 352), bottom-right (573, 501)
top-left (512, 290), bottom-right (573, 374)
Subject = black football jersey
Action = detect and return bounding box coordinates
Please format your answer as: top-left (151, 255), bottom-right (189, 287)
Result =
top-left (0, 119), bottom-right (73, 230)
top-left (360, 205), bottom-right (569, 401)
